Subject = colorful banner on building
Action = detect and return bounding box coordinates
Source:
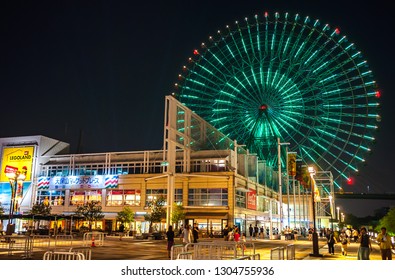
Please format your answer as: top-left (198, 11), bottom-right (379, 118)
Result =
top-left (37, 175), bottom-right (119, 190)
top-left (312, 178), bottom-right (321, 202)
top-left (287, 152), bottom-right (297, 177)
top-left (247, 189), bottom-right (257, 210)
top-left (1, 146), bottom-right (34, 182)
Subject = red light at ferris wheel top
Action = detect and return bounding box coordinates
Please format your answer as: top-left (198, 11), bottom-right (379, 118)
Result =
top-left (347, 177), bottom-right (354, 185)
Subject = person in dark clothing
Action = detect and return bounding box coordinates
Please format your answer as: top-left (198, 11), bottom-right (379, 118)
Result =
top-left (357, 227), bottom-right (372, 260)
top-left (223, 225), bottom-right (230, 241)
top-left (166, 226), bottom-right (175, 258)
top-left (326, 229), bottom-right (336, 255)
top-left (119, 223), bottom-right (125, 241)
top-left (254, 225), bottom-right (259, 240)
top-left (192, 223), bottom-right (199, 243)
top-left (249, 224), bottom-right (254, 240)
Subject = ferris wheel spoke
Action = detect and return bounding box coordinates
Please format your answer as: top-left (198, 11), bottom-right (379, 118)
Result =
top-left (176, 12), bottom-right (380, 185)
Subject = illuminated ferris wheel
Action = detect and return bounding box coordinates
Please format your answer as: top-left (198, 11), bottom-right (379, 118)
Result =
top-left (174, 12), bottom-right (381, 187)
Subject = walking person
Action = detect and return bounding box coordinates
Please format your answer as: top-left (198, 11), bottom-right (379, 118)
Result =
top-left (254, 225), bottom-right (259, 240)
top-left (166, 225), bottom-right (175, 258)
top-left (182, 224), bottom-right (193, 244)
top-left (339, 230), bottom-right (349, 256)
top-left (234, 228), bottom-right (240, 242)
top-left (223, 225), bottom-right (230, 241)
top-left (326, 229), bottom-right (336, 255)
top-left (249, 224), bottom-right (253, 241)
top-left (192, 223), bottom-right (199, 243)
top-left (357, 227), bottom-right (372, 260)
top-left (376, 227), bottom-right (394, 260)
top-left (119, 223), bottom-right (125, 241)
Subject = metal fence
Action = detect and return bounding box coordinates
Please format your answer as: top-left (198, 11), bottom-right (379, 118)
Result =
top-left (270, 244), bottom-right (295, 260)
top-left (43, 251), bottom-right (85, 260)
top-left (83, 232), bottom-right (105, 247)
top-left (0, 235), bottom-right (33, 259)
top-left (181, 241), bottom-right (257, 260)
top-left (55, 234), bottom-right (73, 248)
top-left (286, 244), bottom-right (295, 260)
top-left (270, 246), bottom-right (285, 260)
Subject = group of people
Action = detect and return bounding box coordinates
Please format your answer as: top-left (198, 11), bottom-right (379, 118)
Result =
top-left (325, 226), bottom-right (394, 260)
top-left (165, 223), bottom-right (199, 258)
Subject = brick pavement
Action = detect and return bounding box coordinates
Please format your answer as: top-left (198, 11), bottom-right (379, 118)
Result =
top-left (0, 235), bottom-right (392, 260)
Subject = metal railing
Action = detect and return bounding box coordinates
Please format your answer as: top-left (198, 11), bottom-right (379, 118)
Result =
top-left (0, 235), bottom-right (33, 259)
top-left (83, 232), bottom-right (105, 247)
top-left (43, 251), bottom-right (85, 260)
top-left (270, 246), bottom-right (285, 260)
top-left (270, 244), bottom-right (295, 260)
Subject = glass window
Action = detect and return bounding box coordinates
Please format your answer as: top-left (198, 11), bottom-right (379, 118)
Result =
top-left (36, 190), bottom-right (65, 206)
top-left (145, 189), bottom-right (167, 205)
top-left (235, 190), bottom-right (246, 208)
top-left (188, 188), bottom-right (228, 206)
top-left (106, 189), bottom-right (141, 206)
top-left (69, 190), bottom-right (102, 206)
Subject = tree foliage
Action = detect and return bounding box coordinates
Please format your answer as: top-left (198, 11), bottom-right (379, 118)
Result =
top-left (75, 200), bottom-right (104, 230)
top-left (144, 196), bottom-right (166, 232)
top-left (116, 206), bottom-right (135, 230)
top-left (375, 207), bottom-right (395, 235)
top-left (171, 203), bottom-right (185, 230)
top-left (29, 203), bottom-right (52, 215)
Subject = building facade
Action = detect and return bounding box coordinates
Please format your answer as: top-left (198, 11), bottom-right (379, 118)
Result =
top-left (0, 97), bottom-right (333, 237)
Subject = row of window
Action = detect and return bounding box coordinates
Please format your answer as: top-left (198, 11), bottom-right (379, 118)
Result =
top-left (39, 159), bottom-right (229, 177)
top-left (36, 188), bottom-right (229, 207)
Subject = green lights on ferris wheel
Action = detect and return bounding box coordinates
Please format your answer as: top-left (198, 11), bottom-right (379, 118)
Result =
top-left (174, 11), bottom-right (381, 188)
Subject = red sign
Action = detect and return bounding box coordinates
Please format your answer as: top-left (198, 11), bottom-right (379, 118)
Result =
top-left (4, 165), bottom-right (18, 174)
top-left (247, 189), bottom-right (257, 210)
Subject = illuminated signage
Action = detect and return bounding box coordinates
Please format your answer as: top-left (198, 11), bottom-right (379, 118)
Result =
top-left (38, 175), bottom-right (119, 189)
top-left (1, 146), bottom-right (34, 182)
top-left (247, 189), bottom-right (257, 210)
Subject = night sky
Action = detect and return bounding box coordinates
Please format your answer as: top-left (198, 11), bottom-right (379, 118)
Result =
top-left (1, 0), bottom-right (394, 217)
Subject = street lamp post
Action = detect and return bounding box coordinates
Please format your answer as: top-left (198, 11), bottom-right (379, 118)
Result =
top-left (5, 168), bottom-right (27, 234)
top-left (308, 166), bottom-right (322, 257)
top-left (277, 138), bottom-right (290, 231)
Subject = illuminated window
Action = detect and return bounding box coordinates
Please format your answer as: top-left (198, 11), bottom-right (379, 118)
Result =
top-left (188, 188), bottom-right (228, 206)
top-left (36, 190), bottom-right (65, 206)
top-left (69, 190), bottom-right (102, 206)
top-left (106, 189), bottom-right (141, 206)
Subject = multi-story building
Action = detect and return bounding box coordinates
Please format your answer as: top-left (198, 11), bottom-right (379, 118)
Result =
top-left (0, 96), bottom-right (332, 237)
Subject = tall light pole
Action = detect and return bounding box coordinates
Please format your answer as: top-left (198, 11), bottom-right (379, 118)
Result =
top-left (308, 166), bottom-right (322, 257)
top-left (277, 137), bottom-right (290, 231)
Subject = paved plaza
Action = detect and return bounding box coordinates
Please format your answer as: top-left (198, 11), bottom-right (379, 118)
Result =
top-left (0, 235), bottom-right (391, 261)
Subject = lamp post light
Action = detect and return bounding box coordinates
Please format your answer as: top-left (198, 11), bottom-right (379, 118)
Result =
top-left (277, 137), bottom-right (290, 231)
top-left (5, 167), bottom-right (27, 234)
top-left (328, 195), bottom-right (334, 231)
top-left (308, 166), bottom-right (322, 257)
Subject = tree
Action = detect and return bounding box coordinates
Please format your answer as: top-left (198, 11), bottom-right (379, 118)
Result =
top-left (29, 203), bottom-right (52, 215)
top-left (75, 200), bottom-right (104, 231)
top-left (116, 206), bottom-right (135, 231)
top-left (375, 207), bottom-right (395, 235)
top-left (171, 203), bottom-right (185, 230)
top-left (144, 196), bottom-right (166, 233)
top-left (0, 202), bottom-right (4, 215)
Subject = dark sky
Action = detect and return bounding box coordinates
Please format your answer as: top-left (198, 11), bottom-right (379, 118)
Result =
top-left (1, 0), bottom-right (394, 216)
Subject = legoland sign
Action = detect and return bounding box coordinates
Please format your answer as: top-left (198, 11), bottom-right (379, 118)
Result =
top-left (1, 146), bottom-right (34, 182)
